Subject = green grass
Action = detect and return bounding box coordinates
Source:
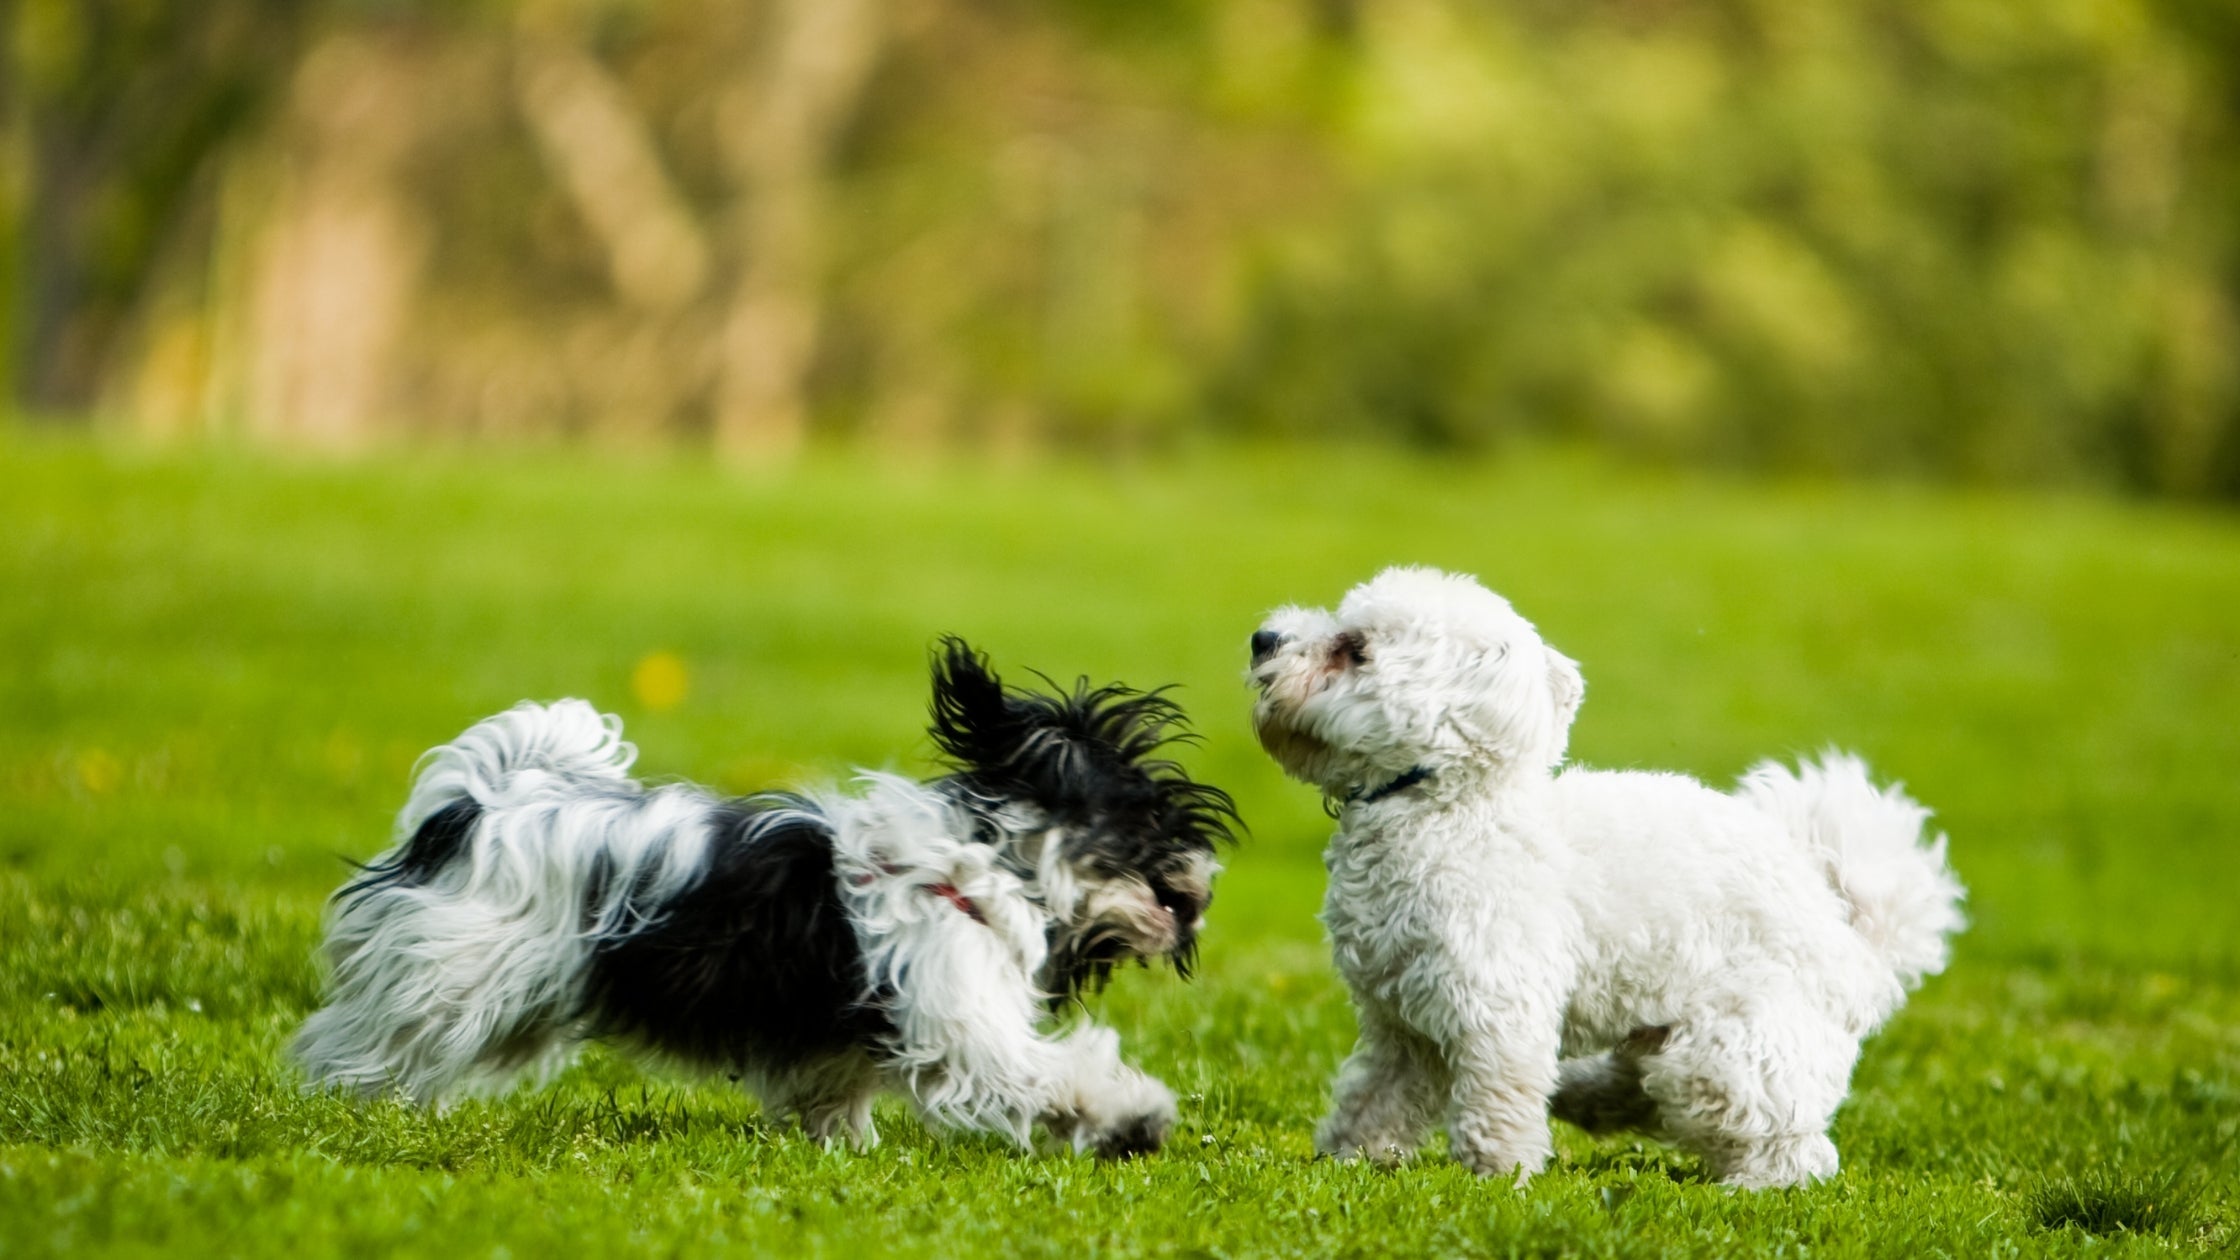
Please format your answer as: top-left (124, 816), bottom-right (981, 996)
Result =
top-left (2, 435), bottom-right (2236, 1257)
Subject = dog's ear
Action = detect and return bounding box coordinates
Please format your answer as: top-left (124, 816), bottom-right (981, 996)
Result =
top-left (928, 636), bottom-right (1023, 771)
top-left (930, 639), bottom-right (1237, 859)
top-left (1546, 645), bottom-right (1585, 731)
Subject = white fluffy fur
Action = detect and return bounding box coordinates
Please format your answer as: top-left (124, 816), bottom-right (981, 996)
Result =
top-left (819, 771), bottom-right (1174, 1147)
top-left (1251, 567), bottom-right (1965, 1187)
top-left (294, 700), bottom-right (1175, 1153)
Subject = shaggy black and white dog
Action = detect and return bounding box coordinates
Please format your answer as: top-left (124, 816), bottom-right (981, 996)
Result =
top-left (294, 639), bottom-right (1235, 1157)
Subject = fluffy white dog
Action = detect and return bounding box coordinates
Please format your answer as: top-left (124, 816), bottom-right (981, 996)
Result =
top-left (1248, 567), bottom-right (1964, 1187)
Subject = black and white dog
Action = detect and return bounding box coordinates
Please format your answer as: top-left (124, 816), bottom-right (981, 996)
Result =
top-left (294, 639), bottom-right (1235, 1157)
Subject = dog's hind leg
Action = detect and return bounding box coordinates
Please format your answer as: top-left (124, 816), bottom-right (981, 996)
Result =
top-left (1637, 992), bottom-right (1855, 1187)
top-left (1550, 1056), bottom-right (1657, 1134)
top-left (294, 890), bottom-right (582, 1104)
top-left (1550, 1023), bottom-right (1670, 1135)
top-left (755, 1051), bottom-right (885, 1149)
top-left (1316, 1007), bottom-right (1449, 1165)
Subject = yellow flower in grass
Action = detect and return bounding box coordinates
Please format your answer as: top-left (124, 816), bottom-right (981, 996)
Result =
top-left (76, 748), bottom-right (122, 794)
top-left (631, 651), bottom-right (690, 713)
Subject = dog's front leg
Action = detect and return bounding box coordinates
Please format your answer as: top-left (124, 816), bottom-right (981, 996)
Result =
top-left (1442, 1019), bottom-right (1561, 1183)
top-left (1316, 1004), bottom-right (1449, 1164)
top-left (1037, 1022), bottom-right (1177, 1158)
top-left (894, 1012), bottom-right (1175, 1158)
top-left (875, 914), bottom-right (1174, 1157)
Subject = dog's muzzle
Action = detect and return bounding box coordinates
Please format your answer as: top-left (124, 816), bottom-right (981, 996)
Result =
top-left (1250, 629), bottom-right (1285, 669)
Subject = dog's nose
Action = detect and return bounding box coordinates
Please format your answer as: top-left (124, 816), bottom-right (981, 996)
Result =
top-left (1250, 629), bottom-right (1284, 665)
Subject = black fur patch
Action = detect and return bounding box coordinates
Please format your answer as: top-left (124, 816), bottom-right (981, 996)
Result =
top-left (336, 799), bottom-right (482, 902)
top-left (927, 637), bottom-right (1239, 1000)
top-left (1093, 1110), bottom-right (1170, 1160)
top-left (582, 797), bottom-right (891, 1070)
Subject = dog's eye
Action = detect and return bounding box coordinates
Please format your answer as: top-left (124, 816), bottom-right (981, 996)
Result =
top-left (1152, 884), bottom-right (1203, 921)
top-left (1331, 630), bottom-right (1369, 667)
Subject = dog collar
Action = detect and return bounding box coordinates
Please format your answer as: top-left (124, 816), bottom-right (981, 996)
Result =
top-left (867, 860), bottom-right (989, 925)
top-left (926, 881), bottom-right (986, 924)
top-left (1348, 765), bottom-right (1433, 806)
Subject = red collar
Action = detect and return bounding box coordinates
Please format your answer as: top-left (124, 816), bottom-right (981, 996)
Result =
top-left (926, 881), bottom-right (985, 924)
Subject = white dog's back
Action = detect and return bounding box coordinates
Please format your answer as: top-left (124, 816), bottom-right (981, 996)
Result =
top-left (1550, 753), bottom-right (1962, 1046)
top-left (1547, 767), bottom-right (1869, 1041)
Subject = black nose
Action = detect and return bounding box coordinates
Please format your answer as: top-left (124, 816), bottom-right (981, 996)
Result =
top-left (1250, 629), bottom-right (1283, 664)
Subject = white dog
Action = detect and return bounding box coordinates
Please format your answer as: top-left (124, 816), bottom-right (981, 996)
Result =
top-left (1249, 567), bottom-right (1964, 1187)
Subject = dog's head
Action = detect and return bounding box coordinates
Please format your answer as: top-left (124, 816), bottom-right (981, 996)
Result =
top-left (928, 638), bottom-right (1238, 1001)
top-left (1248, 566), bottom-right (1584, 797)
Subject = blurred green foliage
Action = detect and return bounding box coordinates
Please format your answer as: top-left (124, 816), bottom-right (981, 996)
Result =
top-left (1220, 0), bottom-right (2240, 495)
top-left (7, 0), bottom-right (303, 404)
top-left (5, 0), bottom-right (2237, 494)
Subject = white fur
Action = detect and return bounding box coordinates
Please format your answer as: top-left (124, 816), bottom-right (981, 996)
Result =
top-left (817, 773), bottom-right (1173, 1147)
top-left (1252, 567), bottom-right (1965, 1187)
top-left (295, 701), bottom-right (1175, 1154)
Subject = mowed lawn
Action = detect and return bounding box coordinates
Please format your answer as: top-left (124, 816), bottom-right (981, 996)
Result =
top-left (2, 436), bottom-right (2236, 1257)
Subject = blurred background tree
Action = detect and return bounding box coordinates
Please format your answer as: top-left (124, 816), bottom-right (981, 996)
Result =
top-left (4, 0), bottom-right (2237, 495)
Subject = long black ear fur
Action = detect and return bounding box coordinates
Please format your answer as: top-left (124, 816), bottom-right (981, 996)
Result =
top-left (927, 637), bottom-right (1036, 780)
top-left (927, 636), bottom-right (1239, 1000)
top-left (927, 636), bottom-right (1238, 861)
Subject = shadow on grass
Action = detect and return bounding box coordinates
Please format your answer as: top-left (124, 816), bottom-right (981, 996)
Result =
top-left (2027, 1168), bottom-right (2201, 1238)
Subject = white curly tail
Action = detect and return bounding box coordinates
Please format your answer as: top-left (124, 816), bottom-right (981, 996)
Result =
top-left (1736, 751), bottom-right (1966, 993)
top-left (296, 700), bottom-right (678, 1102)
top-left (397, 698), bottom-right (636, 837)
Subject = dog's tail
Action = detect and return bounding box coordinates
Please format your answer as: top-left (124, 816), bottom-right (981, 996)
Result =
top-left (399, 700), bottom-right (636, 838)
top-left (1735, 751), bottom-right (1966, 994)
top-left (330, 700), bottom-right (637, 898)
top-left (298, 701), bottom-right (644, 1101)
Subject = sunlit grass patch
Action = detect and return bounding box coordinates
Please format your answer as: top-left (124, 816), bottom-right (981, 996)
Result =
top-left (2, 440), bottom-right (2236, 1257)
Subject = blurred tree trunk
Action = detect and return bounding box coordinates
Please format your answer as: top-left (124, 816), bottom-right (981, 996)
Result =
top-left (236, 30), bottom-right (428, 448)
top-left (513, 32), bottom-right (708, 317)
top-left (712, 0), bottom-right (886, 462)
top-left (512, 25), bottom-right (710, 439)
top-left (0, 0), bottom-right (17, 411)
top-left (18, 105), bottom-right (98, 411)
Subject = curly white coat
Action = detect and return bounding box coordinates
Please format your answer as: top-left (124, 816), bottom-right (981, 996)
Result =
top-left (1251, 567), bottom-right (1965, 1187)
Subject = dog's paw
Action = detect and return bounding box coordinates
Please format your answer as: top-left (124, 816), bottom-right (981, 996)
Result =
top-left (1317, 1140), bottom-right (1413, 1168)
top-left (1313, 1121), bottom-right (1417, 1167)
top-left (1449, 1130), bottom-right (1551, 1184)
top-left (1711, 1133), bottom-right (1838, 1189)
top-left (1452, 1146), bottom-right (1546, 1184)
top-left (1054, 1067), bottom-right (1176, 1159)
top-left (1088, 1109), bottom-right (1170, 1160)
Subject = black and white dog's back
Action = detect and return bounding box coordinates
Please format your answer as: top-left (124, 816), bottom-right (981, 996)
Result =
top-left (295, 640), bottom-right (1235, 1156)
